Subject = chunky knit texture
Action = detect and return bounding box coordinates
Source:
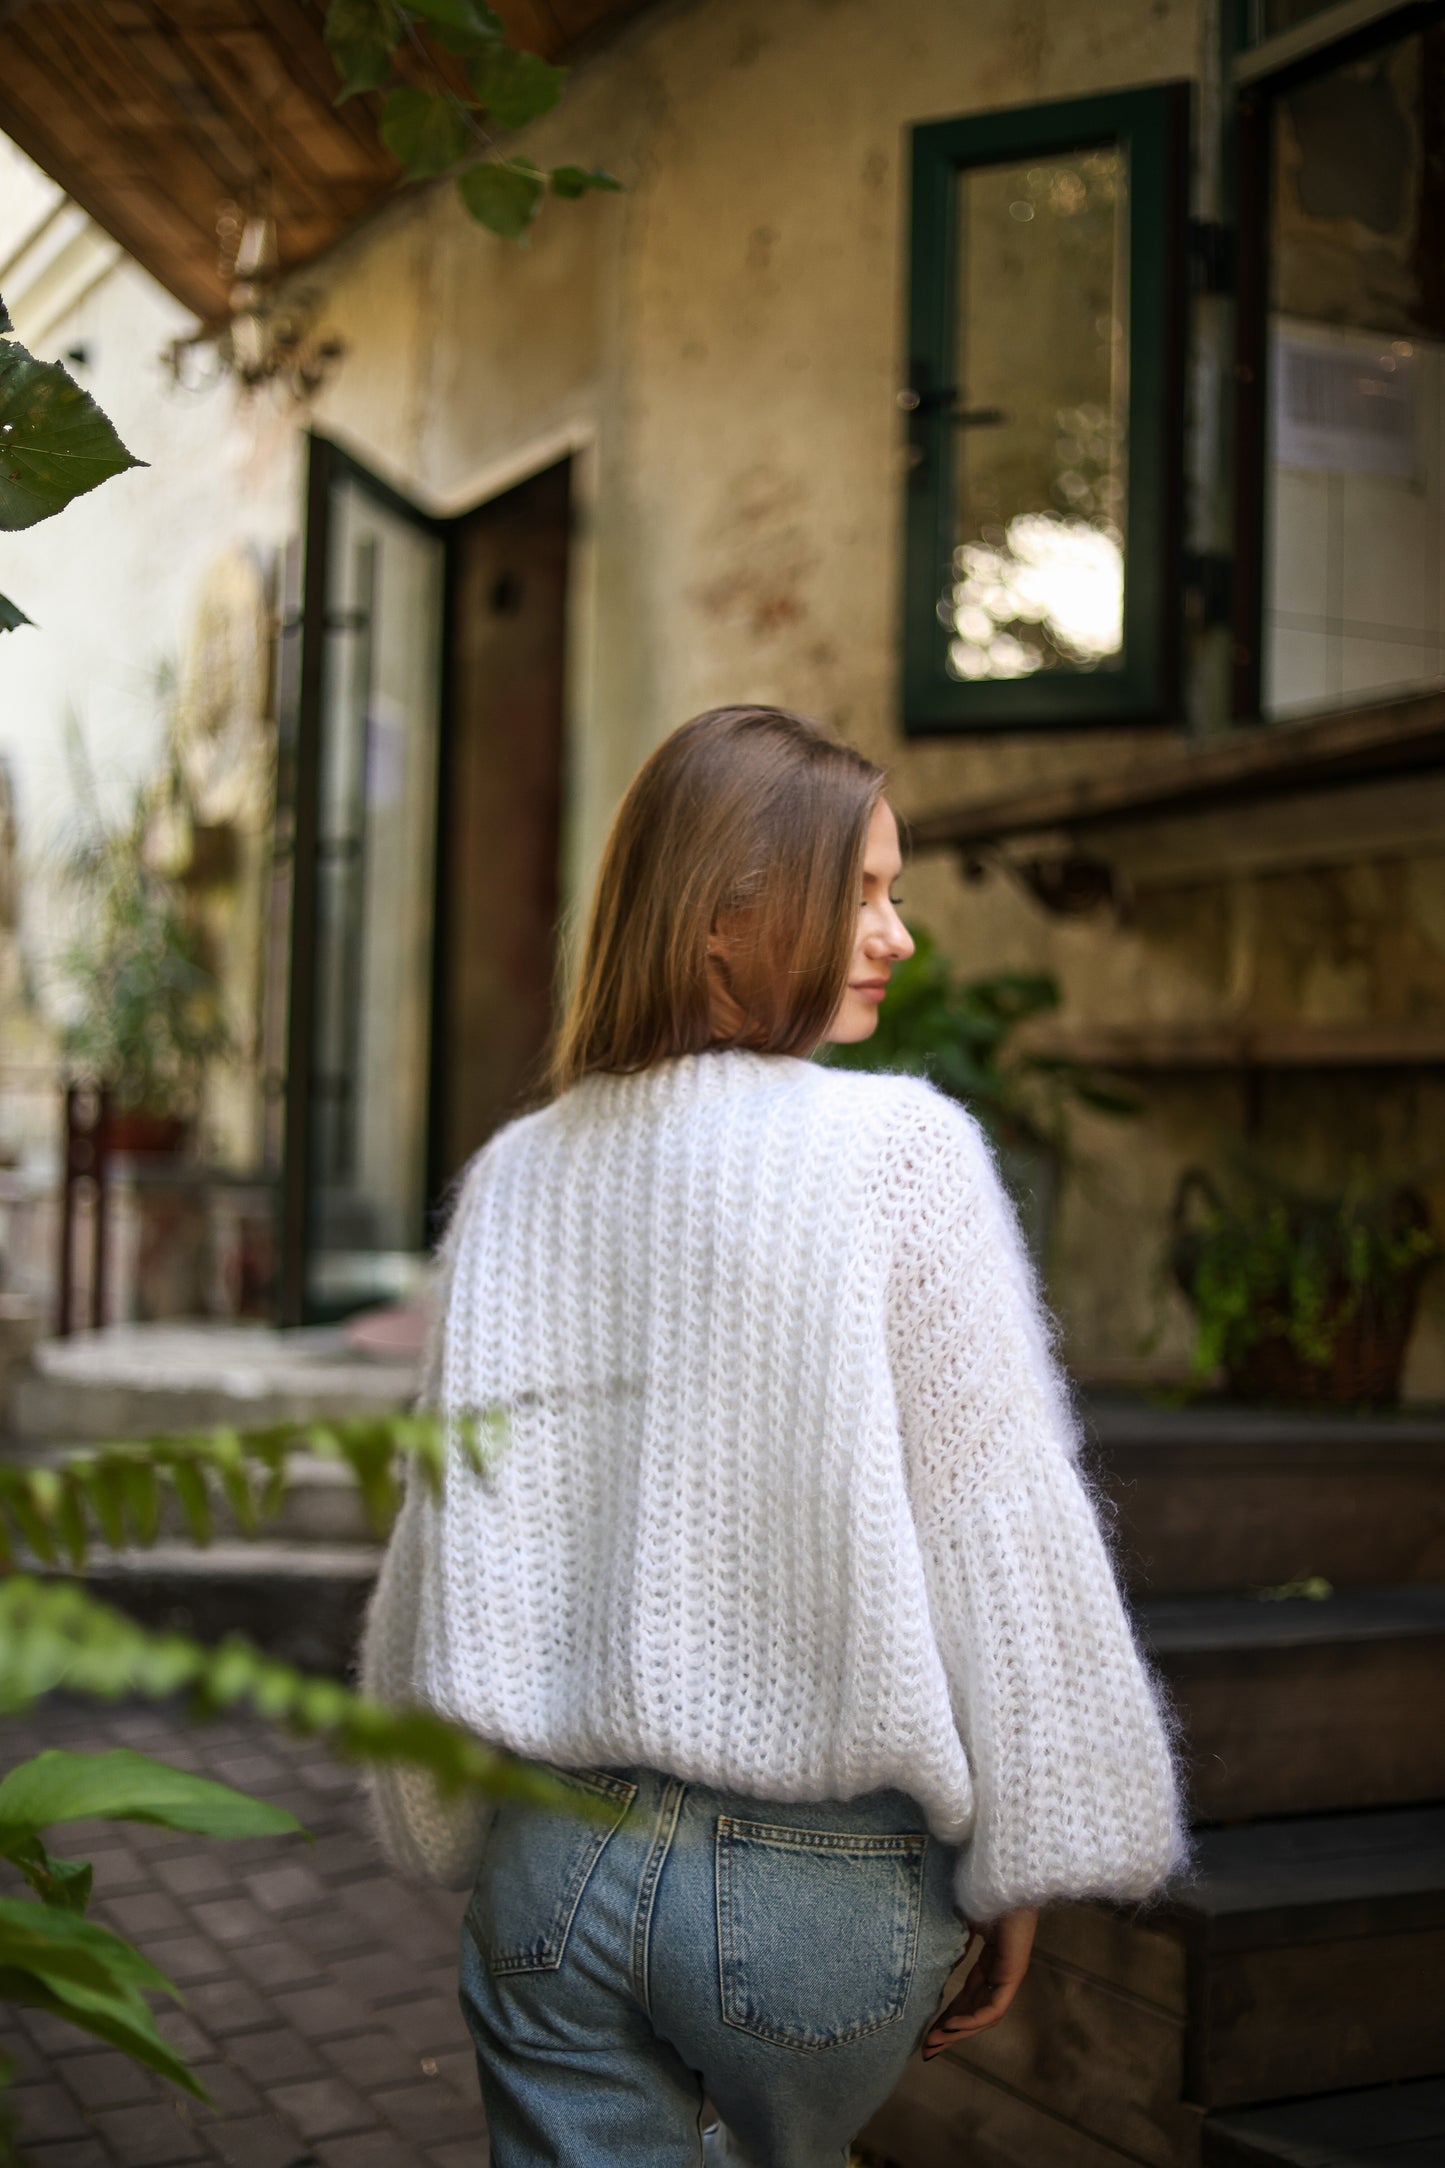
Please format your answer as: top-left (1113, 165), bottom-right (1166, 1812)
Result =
top-left (360, 1050), bottom-right (1183, 1922)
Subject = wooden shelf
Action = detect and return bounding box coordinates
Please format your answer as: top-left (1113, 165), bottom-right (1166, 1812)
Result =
top-left (906, 686), bottom-right (1445, 857)
top-left (1018, 1021), bottom-right (1445, 1070)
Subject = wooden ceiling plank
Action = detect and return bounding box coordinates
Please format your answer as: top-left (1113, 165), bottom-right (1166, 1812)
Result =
top-left (493, 0), bottom-right (565, 57)
top-left (23, 8), bottom-right (241, 189)
top-left (0, 0), bottom-right (650, 314)
top-left (242, 0), bottom-right (399, 160)
top-left (110, 15), bottom-right (266, 188)
top-left (192, 29), bottom-right (383, 190)
top-left (2, 22), bottom-right (230, 316)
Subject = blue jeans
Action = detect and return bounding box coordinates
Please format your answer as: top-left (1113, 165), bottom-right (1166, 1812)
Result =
top-left (458, 1765), bottom-right (966, 2167)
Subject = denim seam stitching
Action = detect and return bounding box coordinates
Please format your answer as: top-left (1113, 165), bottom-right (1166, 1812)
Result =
top-left (716, 1817), bottom-right (928, 1858)
top-left (630, 1776), bottom-right (685, 2018)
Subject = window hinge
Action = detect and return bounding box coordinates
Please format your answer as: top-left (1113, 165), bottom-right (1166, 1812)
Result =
top-left (1183, 549), bottom-right (1235, 627)
top-left (1188, 218), bottom-right (1235, 296)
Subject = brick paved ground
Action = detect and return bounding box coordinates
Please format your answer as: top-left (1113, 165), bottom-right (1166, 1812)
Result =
top-left (0, 1697), bottom-right (489, 2168)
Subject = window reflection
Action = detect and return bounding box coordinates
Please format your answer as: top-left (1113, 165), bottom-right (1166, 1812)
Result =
top-left (1263, 25), bottom-right (1445, 717)
top-left (945, 148), bottom-right (1129, 681)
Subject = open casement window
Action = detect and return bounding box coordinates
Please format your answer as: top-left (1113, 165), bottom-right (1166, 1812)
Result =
top-left (1234, 1), bottom-right (1445, 720)
top-left (901, 85), bottom-right (1190, 735)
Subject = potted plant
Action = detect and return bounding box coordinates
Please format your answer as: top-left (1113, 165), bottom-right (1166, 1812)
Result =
top-left (1169, 1160), bottom-right (1440, 1407)
top-left (56, 746), bottom-right (231, 1152)
top-left (826, 924), bottom-right (1137, 1261)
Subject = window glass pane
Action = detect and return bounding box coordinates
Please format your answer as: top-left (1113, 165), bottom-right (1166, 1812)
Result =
top-left (1263, 25), bottom-right (1445, 717)
top-left (307, 476), bottom-right (443, 1316)
top-left (945, 147), bottom-right (1129, 683)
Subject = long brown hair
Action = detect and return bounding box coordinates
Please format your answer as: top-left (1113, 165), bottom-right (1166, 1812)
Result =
top-left (551, 706), bottom-right (885, 1092)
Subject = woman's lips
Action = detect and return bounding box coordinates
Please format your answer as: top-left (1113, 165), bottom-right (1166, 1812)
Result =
top-left (851, 981), bottom-right (889, 1003)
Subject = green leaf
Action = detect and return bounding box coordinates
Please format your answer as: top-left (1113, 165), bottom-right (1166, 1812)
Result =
top-left (0, 1749), bottom-right (303, 1845)
top-left (0, 1899), bottom-right (203, 2095)
top-left (0, 591), bottom-right (31, 630)
top-left (0, 294), bottom-right (12, 334)
top-left (379, 86), bottom-right (470, 178)
top-left (324, 0), bottom-right (399, 101)
top-left (0, 1968), bottom-right (203, 2094)
top-left (466, 46), bottom-right (565, 129)
top-left (168, 1458), bottom-right (212, 1547)
top-left (550, 164), bottom-right (622, 199)
top-left (0, 1894), bottom-right (172, 1999)
top-left (1, 1834), bottom-right (93, 1914)
top-left (0, 340), bottom-right (144, 532)
top-left (457, 159), bottom-right (545, 238)
top-left (407, 0), bottom-right (504, 51)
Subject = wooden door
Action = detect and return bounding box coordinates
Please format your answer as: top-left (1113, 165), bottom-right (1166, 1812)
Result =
top-left (430, 459), bottom-right (571, 1197)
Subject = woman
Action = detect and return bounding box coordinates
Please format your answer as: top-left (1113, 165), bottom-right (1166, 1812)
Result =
top-left (361, 705), bottom-right (1182, 2167)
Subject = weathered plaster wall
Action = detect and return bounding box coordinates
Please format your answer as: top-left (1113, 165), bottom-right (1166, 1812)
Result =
top-left (0, 139), bottom-right (298, 1180)
top-left (5, 0), bottom-right (1442, 1389)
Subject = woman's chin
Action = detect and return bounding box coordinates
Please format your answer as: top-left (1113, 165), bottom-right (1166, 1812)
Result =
top-left (824, 1002), bottom-right (882, 1046)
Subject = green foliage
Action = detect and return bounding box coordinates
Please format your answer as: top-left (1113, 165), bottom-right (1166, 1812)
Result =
top-left (466, 46), bottom-right (565, 130)
top-left (320, 1), bottom-right (620, 236)
top-left (325, 0), bottom-right (402, 98)
top-left (458, 161), bottom-right (544, 238)
top-left (0, 293), bottom-right (144, 634)
top-left (0, 1893), bottom-right (204, 2097)
top-left (0, 1746), bottom-right (305, 2099)
top-left (0, 1749), bottom-right (304, 1851)
top-left (380, 85), bottom-right (471, 175)
top-left (0, 1578), bottom-right (555, 1817)
top-left (825, 923), bottom-right (1138, 1156)
top-left (0, 1407), bottom-right (529, 2117)
top-left (0, 1571), bottom-right (564, 2107)
top-left (55, 726), bottom-right (232, 1117)
top-left (549, 165), bottom-right (624, 201)
top-left (1169, 1161), bottom-right (1441, 1391)
top-left (0, 1407), bottom-right (497, 1571)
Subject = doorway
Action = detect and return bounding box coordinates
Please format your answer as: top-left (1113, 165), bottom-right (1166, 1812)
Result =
top-left (278, 439), bottom-right (571, 1325)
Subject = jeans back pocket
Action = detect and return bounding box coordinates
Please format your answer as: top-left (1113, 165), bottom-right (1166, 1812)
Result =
top-left (470, 1768), bottom-right (636, 1976)
top-left (715, 1816), bottom-right (928, 2052)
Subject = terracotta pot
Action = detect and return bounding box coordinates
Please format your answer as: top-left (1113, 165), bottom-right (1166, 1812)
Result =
top-left (107, 1108), bottom-right (191, 1157)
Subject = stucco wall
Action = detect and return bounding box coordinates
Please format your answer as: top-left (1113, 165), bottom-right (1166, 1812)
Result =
top-left (4, 0), bottom-right (1443, 1391)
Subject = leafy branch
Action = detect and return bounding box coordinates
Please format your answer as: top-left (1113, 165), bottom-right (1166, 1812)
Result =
top-left (324, 0), bottom-right (620, 238)
top-left (0, 292), bottom-right (144, 635)
top-left (0, 1746), bottom-right (303, 2096)
top-left (0, 1409), bottom-right (500, 1572)
top-left (0, 1578), bottom-right (566, 2112)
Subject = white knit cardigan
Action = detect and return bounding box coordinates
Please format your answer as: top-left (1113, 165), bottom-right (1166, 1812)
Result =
top-left (360, 1050), bottom-right (1183, 1923)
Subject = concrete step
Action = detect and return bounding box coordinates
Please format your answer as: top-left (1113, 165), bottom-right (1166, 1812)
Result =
top-left (1202, 2078), bottom-right (1445, 2166)
top-left (58, 1542), bottom-right (382, 1673)
top-left (863, 1806), bottom-right (1445, 2166)
top-left (6, 1323), bottom-right (417, 1445)
top-left (1088, 1393), bottom-right (1445, 1598)
top-left (1143, 1586), bottom-right (1445, 1821)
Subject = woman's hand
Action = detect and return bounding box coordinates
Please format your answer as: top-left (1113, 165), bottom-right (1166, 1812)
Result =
top-left (922, 1907), bottom-right (1038, 2060)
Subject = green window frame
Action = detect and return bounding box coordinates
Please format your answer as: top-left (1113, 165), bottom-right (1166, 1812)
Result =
top-left (901, 83), bottom-right (1190, 734)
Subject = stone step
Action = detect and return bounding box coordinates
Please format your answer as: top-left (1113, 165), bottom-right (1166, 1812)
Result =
top-left (1088, 1393), bottom-right (1445, 1598)
top-left (1143, 1586), bottom-right (1445, 1821)
top-left (6, 1323), bottom-right (417, 1445)
top-left (862, 1806), bottom-right (1445, 2167)
top-left (1202, 2078), bottom-right (1445, 2166)
top-left (58, 1543), bottom-right (382, 1673)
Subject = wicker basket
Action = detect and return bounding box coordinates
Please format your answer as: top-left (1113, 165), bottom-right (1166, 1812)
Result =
top-left (1223, 1289), bottom-right (1427, 1407)
top-left (1171, 1168), bottom-right (1436, 1409)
